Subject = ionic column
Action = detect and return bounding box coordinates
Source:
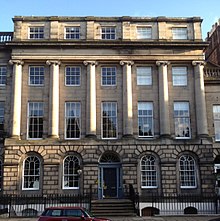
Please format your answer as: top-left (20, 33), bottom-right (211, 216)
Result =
top-left (156, 61), bottom-right (170, 136)
top-left (83, 61), bottom-right (98, 137)
top-left (192, 61), bottom-right (208, 137)
top-left (9, 59), bottom-right (24, 138)
top-left (46, 60), bottom-right (61, 138)
top-left (120, 60), bottom-right (134, 136)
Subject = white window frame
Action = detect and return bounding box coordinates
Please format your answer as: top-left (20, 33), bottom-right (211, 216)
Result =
top-left (213, 105), bottom-right (220, 141)
top-left (27, 102), bottom-right (44, 140)
top-left (29, 66), bottom-right (45, 86)
top-left (65, 26), bottom-right (80, 39)
top-left (138, 102), bottom-right (154, 137)
top-left (172, 27), bottom-right (188, 40)
top-left (63, 155), bottom-right (80, 189)
top-left (29, 26), bottom-right (44, 39)
top-left (101, 67), bottom-right (117, 86)
top-left (101, 102), bottom-right (118, 139)
top-left (137, 67), bottom-right (152, 85)
top-left (179, 155), bottom-right (197, 188)
top-left (141, 155), bottom-right (158, 188)
top-left (101, 26), bottom-right (116, 40)
top-left (172, 67), bottom-right (188, 86)
top-left (0, 102), bottom-right (4, 134)
top-left (65, 102), bottom-right (81, 140)
top-left (136, 26), bottom-right (152, 39)
top-left (65, 66), bottom-right (81, 86)
top-left (22, 156), bottom-right (40, 190)
top-left (0, 66), bottom-right (6, 86)
top-left (174, 102), bottom-right (191, 139)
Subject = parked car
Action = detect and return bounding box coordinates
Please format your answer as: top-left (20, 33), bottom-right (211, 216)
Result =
top-left (37, 206), bottom-right (111, 221)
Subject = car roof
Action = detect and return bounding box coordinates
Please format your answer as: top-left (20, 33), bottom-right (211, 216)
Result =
top-left (45, 206), bottom-right (84, 210)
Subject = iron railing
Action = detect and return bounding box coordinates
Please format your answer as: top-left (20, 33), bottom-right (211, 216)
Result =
top-left (0, 32), bottom-right (13, 42)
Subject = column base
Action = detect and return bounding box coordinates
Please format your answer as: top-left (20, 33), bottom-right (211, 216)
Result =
top-left (122, 134), bottom-right (134, 139)
top-left (85, 134), bottom-right (97, 138)
top-left (48, 135), bottom-right (59, 139)
top-left (160, 134), bottom-right (171, 138)
top-left (10, 135), bottom-right (21, 139)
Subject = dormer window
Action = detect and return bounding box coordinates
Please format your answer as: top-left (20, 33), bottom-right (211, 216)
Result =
top-left (101, 27), bottom-right (116, 40)
top-left (29, 26), bottom-right (44, 39)
top-left (65, 27), bottom-right (80, 39)
top-left (137, 26), bottom-right (152, 39)
top-left (172, 27), bottom-right (187, 40)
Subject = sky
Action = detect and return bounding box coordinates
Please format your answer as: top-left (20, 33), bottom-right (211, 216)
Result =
top-left (1, 0), bottom-right (220, 39)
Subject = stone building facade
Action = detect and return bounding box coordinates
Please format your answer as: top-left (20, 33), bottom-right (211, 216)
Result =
top-left (0, 16), bottom-right (216, 198)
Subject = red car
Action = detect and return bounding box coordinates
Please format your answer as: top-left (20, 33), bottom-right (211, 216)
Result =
top-left (37, 206), bottom-right (111, 221)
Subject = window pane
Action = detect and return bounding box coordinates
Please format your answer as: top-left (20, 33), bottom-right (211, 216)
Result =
top-left (63, 156), bottom-right (80, 189)
top-left (102, 102), bottom-right (117, 138)
top-left (138, 102), bottom-right (154, 137)
top-left (101, 27), bottom-right (116, 40)
top-left (65, 27), bottom-right (80, 39)
top-left (28, 102), bottom-right (44, 139)
top-left (174, 102), bottom-right (190, 138)
top-left (29, 66), bottom-right (44, 85)
top-left (137, 27), bottom-right (152, 39)
top-left (102, 67), bottom-right (116, 86)
top-left (213, 105), bottom-right (220, 141)
top-left (179, 155), bottom-right (196, 188)
top-left (29, 27), bottom-right (44, 39)
top-left (0, 66), bottom-right (6, 85)
top-left (172, 28), bottom-right (187, 40)
top-left (0, 102), bottom-right (4, 133)
top-left (23, 156), bottom-right (40, 190)
top-left (172, 67), bottom-right (187, 86)
top-left (137, 67), bottom-right (152, 85)
top-left (141, 155), bottom-right (157, 188)
top-left (65, 102), bottom-right (81, 139)
top-left (65, 66), bottom-right (81, 86)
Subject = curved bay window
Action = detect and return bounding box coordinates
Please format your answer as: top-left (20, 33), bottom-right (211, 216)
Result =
top-left (63, 155), bottom-right (80, 189)
top-left (179, 155), bottom-right (196, 188)
top-left (22, 156), bottom-right (40, 190)
top-left (141, 155), bottom-right (158, 188)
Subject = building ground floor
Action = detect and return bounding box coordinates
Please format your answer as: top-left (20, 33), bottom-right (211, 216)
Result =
top-left (0, 138), bottom-right (216, 198)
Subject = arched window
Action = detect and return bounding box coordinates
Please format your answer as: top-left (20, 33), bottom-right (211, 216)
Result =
top-left (23, 156), bottom-right (40, 190)
top-left (0, 159), bottom-right (2, 190)
top-left (179, 155), bottom-right (196, 188)
top-left (141, 155), bottom-right (157, 188)
top-left (63, 155), bottom-right (80, 189)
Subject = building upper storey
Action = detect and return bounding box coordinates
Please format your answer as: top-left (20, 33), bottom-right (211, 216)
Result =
top-left (11, 16), bottom-right (203, 41)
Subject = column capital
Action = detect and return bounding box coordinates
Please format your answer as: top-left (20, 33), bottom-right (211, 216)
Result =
top-left (120, 60), bottom-right (134, 66)
top-left (46, 60), bottom-right (61, 66)
top-left (9, 59), bottom-right (24, 66)
top-left (156, 61), bottom-right (170, 66)
top-left (83, 61), bottom-right (98, 66)
top-left (192, 60), bottom-right (206, 66)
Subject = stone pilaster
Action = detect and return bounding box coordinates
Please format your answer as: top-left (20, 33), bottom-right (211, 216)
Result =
top-left (156, 61), bottom-right (170, 137)
top-left (192, 61), bottom-right (208, 137)
top-left (120, 61), bottom-right (134, 136)
top-left (9, 59), bottom-right (24, 138)
top-left (83, 61), bottom-right (98, 137)
top-left (46, 60), bottom-right (61, 138)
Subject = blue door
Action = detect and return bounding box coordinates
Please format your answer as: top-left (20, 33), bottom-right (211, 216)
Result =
top-left (98, 164), bottom-right (122, 199)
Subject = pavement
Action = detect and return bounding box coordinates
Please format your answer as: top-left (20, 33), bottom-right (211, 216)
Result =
top-left (0, 216), bottom-right (220, 221)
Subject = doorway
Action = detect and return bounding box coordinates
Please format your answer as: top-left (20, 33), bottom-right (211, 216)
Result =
top-left (98, 152), bottom-right (122, 199)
